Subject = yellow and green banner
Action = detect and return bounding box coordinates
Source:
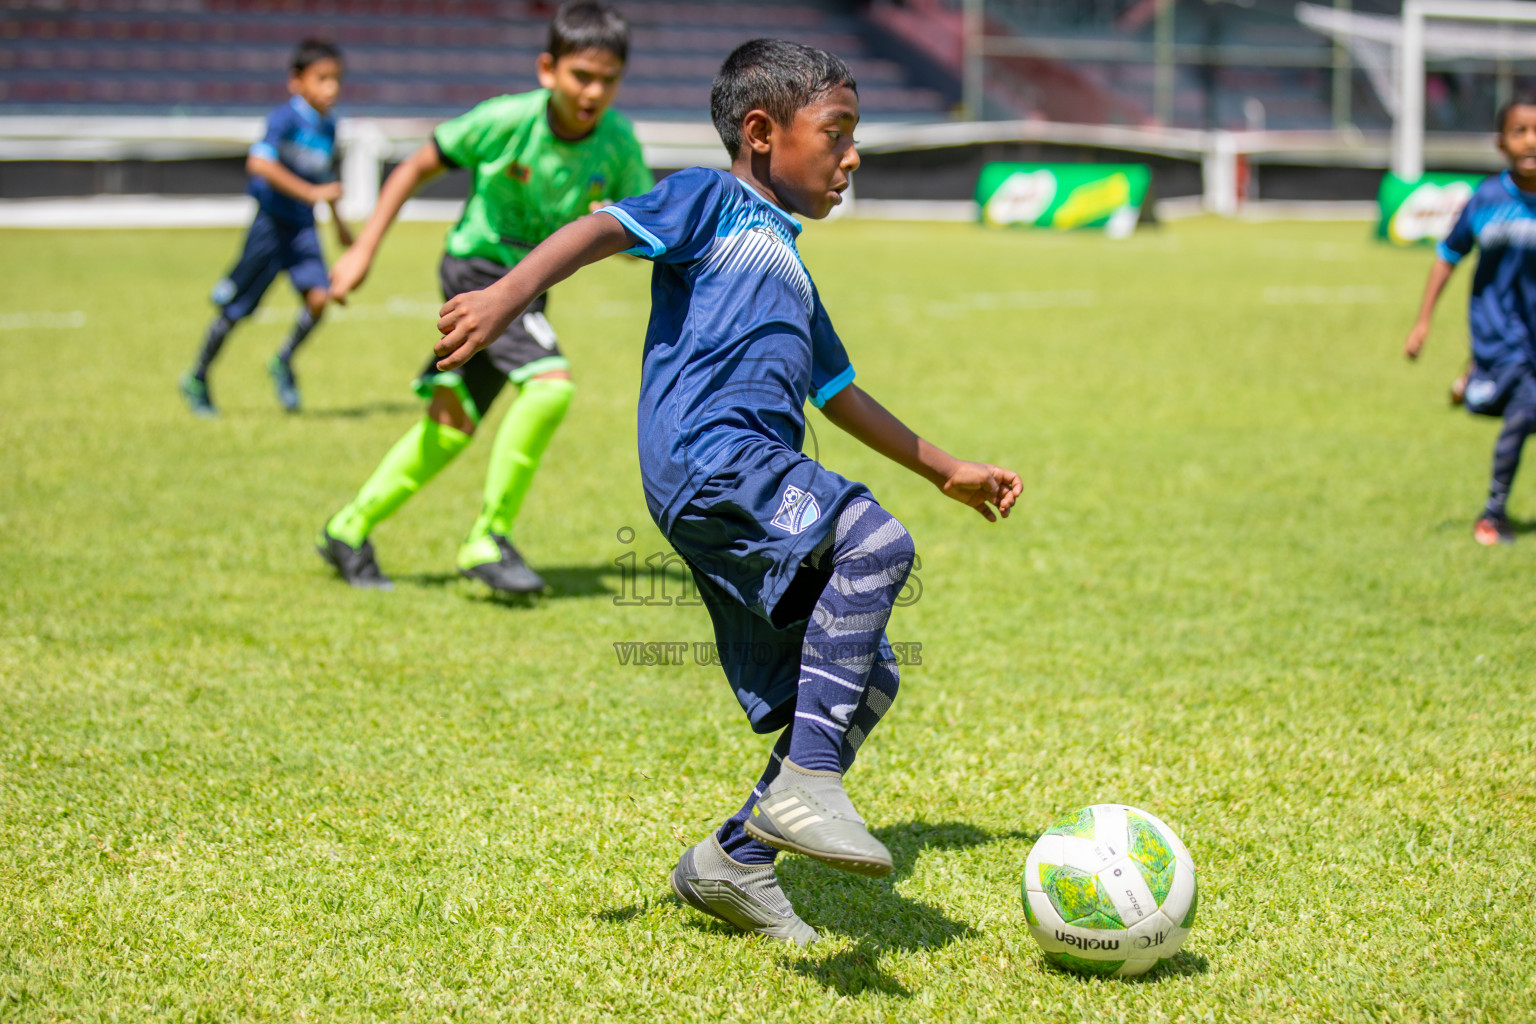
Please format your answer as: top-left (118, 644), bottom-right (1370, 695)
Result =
top-left (976, 163), bottom-right (1151, 238)
top-left (1377, 172), bottom-right (1484, 246)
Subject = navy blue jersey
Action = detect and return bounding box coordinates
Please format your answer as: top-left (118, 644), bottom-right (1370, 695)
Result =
top-left (247, 96), bottom-right (337, 226)
top-left (1439, 171), bottom-right (1536, 372)
top-left (598, 167), bottom-right (858, 531)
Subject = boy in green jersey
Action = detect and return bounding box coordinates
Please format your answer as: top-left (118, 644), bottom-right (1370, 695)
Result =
top-left (318, 1), bottom-right (652, 592)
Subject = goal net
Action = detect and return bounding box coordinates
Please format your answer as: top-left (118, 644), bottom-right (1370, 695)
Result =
top-left (1297, 0), bottom-right (1536, 176)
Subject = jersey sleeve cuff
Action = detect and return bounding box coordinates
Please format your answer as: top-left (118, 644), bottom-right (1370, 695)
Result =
top-left (432, 135), bottom-right (460, 170)
top-left (809, 365), bottom-right (856, 408)
top-left (596, 206), bottom-right (665, 258)
top-left (248, 142), bottom-right (279, 162)
top-left (1436, 241), bottom-right (1466, 264)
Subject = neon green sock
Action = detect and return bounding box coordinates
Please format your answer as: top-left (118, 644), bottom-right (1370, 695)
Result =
top-left (461, 377), bottom-right (575, 561)
top-left (327, 417), bottom-right (473, 546)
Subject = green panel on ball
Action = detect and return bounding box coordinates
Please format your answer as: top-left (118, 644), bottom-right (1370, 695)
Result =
top-left (1040, 864), bottom-right (1126, 929)
top-left (1022, 890), bottom-right (1039, 926)
top-left (1043, 806), bottom-right (1096, 839)
top-left (1043, 950), bottom-right (1126, 976)
top-left (1179, 880), bottom-right (1198, 929)
top-left (1126, 812), bottom-right (1176, 903)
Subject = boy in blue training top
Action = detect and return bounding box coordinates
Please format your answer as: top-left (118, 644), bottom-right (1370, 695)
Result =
top-left (180, 38), bottom-right (351, 416)
top-left (1406, 91), bottom-right (1536, 546)
top-left (432, 39), bottom-right (1022, 946)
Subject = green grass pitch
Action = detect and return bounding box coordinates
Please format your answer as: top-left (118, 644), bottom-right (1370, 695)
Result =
top-left (2, 216), bottom-right (1534, 1022)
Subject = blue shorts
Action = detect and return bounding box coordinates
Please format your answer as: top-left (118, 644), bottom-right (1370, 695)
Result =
top-left (211, 208), bottom-right (328, 321)
top-left (663, 443), bottom-right (876, 732)
top-left (1464, 361), bottom-right (1536, 419)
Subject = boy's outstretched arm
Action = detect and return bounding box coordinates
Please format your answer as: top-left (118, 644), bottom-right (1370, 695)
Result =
top-left (820, 383), bottom-right (1021, 522)
top-left (329, 142), bottom-right (445, 303)
top-left (434, 213), bottom-right (635, 370)
top-left (1405, 257), bottom-right (1457, 360)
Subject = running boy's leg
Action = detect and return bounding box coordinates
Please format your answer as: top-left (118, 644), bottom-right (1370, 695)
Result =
top-left (182, 212), bottom-right (283, 415)
top-left (746, 498), bottom-right (914, 876)
top-left (318, 384), bottom-right (476, 587)
top-left (456, 365), bottom-right (574, 593)
top-left (1478, 373), bottom-right (1536, 543)
top-left (453, 297), bottom-right (572, 594)
top-left (267, 223), bottom-right (332, 411)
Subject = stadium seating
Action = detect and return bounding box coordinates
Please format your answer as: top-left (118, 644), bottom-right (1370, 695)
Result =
top-left (870, 0), bottom-right (1397, 130)
top-left (0, 0), bottom-right (954, 119)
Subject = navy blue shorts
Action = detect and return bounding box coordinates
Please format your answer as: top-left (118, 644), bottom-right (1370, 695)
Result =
top-left (1465, 361), bottom-right (1536, 419)
top-left (211, 208), bottom-right (329, 321)
top-left (664, 443), bottom-right (877, 732)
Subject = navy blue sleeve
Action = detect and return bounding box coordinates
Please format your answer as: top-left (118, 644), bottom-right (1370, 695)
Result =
top-left (1438, 192), bottom-right (1477, 265)
top-left (249, 105), bottom-right (289, 163)
top-left (808, 291), bottom-right (855, 408)
top-left (595, 167), bottom-right (724, 264)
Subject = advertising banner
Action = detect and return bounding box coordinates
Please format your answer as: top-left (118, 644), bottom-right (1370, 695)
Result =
top-left (976, 163), bottom-right (1151, 238)
top-left (1377, 172), bottom-right (1485, 246)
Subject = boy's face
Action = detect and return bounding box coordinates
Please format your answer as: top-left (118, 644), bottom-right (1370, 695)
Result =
top-left (291, 57), bottom-right (343, 115)
top-left (1498, 104), bottom-right (1536, 180)
top-left (759, 86), bottom-right (860, 220)
top-left (539, 48), bottom-right (626, 139)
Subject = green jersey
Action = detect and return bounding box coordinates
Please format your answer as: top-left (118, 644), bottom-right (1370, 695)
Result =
top-left (434, 89), bottom-right (653, 268)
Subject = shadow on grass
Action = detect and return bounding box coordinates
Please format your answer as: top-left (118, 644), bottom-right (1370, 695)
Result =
top-left (783, 820), bottom-right (1037, 997)
top-left (593, 820), bottom-right (1037, 998)
top-left (302, 401), bottom-right (421, 419)
top-left (1037, 947), bottom-right (1210, 983)
top-left (390, 564), bottom-right (622, 601)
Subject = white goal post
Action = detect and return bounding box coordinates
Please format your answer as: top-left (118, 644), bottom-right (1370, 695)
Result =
top-left (1298, 0), bottom-right (1536, 178)
top-left (1398, 0), bottom-right (1536, 179)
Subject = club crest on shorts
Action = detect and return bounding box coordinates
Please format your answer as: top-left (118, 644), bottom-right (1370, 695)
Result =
top-left (770, 485), bottom-right (821, 535)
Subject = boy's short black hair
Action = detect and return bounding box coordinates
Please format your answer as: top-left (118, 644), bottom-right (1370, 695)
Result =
top-left (711, 39), bottom-right (857, 159)
top-left (548, 1), bottom-right (629, 63)
top-left (1498, 89), bottom-right (1536, 133)
top-left (291, 38), bottom-right (342, 74)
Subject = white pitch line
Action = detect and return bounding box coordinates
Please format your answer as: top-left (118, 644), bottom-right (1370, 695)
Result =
top-left (0, 311), bottom-right (86, 330)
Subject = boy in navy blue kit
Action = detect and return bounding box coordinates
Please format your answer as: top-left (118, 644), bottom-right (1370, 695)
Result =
top-left (180, 39), bottom-right (351, 416)
top-left (433, 39), bottom-right (1021, 945)
top-left (1406, 92), bottom-right (1536, 545)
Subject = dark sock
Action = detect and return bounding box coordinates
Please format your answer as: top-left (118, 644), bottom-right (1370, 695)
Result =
top-left (787, 499), bottom-right (914, 773)
top-left (1487, 406), bottom-right (1536, 519)
top-left (713, 658), bottom-right (903, 866)
top-left (838, 657), bottom-right (900, 774)
top-left (192, 314), bottom-right (235, 379)
top-left (277, 308), bottom-right (318, 363)
top-left (716, 727), bottom-right (793, 865)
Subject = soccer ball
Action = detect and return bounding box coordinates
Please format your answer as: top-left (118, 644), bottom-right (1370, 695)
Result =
top-left (1021, 803), bottom-right (1197, 978)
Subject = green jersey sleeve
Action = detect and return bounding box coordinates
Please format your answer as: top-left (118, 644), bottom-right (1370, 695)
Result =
top-left (612, 132), bottom-right (655, 200)
top-left (434, 95), bottom-right (529, 170)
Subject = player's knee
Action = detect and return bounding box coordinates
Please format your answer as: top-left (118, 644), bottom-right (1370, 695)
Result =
top-left (1515, 407), bottom-right (1536, 436)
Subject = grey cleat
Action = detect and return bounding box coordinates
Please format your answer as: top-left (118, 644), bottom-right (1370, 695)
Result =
top-left (669, 834), bottom-right (820, 947)
top-left (744, 758), bottom-right (894, 877)
top-left (459, 534), bottom-right (546, 595)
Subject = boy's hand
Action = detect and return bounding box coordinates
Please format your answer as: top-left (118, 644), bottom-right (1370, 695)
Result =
top-left (435, 288), bottom-right (522, 370)
top-left (329, 245), bottom-right (372, 305)
top-left (1404, 320), bottom-right (1429, 360)
top-left (940, 461), bottom-right (1022, 522)
top-left (310, 181), bottom-right (344, 205)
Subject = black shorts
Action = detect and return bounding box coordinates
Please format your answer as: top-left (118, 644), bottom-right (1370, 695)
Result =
top-left (413, 254), bottom-right (568, 423)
